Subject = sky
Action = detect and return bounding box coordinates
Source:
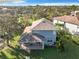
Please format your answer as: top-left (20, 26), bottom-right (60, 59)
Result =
top-left (0, 0), bottom-right (79, 6)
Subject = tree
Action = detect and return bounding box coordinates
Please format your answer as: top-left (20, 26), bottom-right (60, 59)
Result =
top-left (18, 14), bottom-right (31, 28)
top-left (56, 30), bottom-right (72, 52)
top-left (0, 16), bottom-right (20, 46)
top-left (69, 5), bottom-right (77, 11)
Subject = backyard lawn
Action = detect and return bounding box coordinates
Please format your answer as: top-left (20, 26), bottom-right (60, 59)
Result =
top-left (0, 35), bottom-right (79, 59)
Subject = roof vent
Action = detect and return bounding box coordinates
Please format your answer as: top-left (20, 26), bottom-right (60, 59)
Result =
top-left (43, 21), bottom-right (46, 23)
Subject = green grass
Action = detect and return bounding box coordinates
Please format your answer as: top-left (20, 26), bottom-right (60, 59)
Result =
top-left (30, 40), bottom-right (79, 59)
top-left (72, 35), bottom-right (79, 45)
top-left (0, 35), bottom-right (79, 59)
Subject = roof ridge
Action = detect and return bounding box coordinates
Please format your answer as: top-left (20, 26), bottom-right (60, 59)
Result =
top-left (31, 18), bottom-right (47, 29)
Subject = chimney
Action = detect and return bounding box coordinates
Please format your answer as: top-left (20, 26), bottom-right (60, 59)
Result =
top-left (71, 11), bottom-right (79, 16)
top-left (71, 11), bottom-right (76, 16)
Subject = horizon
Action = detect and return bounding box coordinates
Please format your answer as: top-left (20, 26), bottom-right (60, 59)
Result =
top-left (0, 0), bottom-right (79, 6)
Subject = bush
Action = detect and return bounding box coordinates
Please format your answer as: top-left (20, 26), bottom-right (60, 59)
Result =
top-left (56, 30), bottom-right (72, 52)
top-left (72, 35), bottom-right (79, 45)
top-left (56, 30), bottom-right (72, 41)
top-left (56, 40), bottom-right (64, 52)
top-left (56, 23), bottom-right (64, 27)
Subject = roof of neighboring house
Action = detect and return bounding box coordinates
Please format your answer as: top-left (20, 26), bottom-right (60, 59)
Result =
top-left (54, 15), bottom-right (79, 25)
top-left (0, 8), bottom-right (17, 16)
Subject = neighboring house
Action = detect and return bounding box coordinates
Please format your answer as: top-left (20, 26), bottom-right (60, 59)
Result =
top-left (19, 18), bottom-right (56, 51)
top-left (53, 11), bottom-right (79, 35)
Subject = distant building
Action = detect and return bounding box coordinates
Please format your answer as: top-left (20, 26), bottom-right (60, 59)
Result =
top-left (0, 7), bottom-right (17, 16)
top-left (53, 11), bottom-right (79, 35)
top-left (19, 18), bottom-right (56, 51)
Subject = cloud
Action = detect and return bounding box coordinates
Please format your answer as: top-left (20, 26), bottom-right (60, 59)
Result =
top-left (0, 0), bottom-right (23, 3)
top-left (12, 0), bottom-right (25, 3)
top-left (34, 3), bottom-right (79, 6)
top-left (0, 0), bottom-right (79, 6)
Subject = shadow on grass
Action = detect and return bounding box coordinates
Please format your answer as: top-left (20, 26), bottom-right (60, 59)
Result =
top-left (8, 45), bottom-right (30, 59)
top-left (8, 45), bottom-right (58, 59)
top-left (0, 52), bottom-right (9, 59)
top-left (30, 46), bottom-right (58, 59)
top-left (0, 45), bottom-right (58, 59)
top-left (0, 40), bottom-right (78, 59)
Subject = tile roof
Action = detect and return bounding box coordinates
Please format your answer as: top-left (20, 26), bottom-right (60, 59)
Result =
top-left (31, 18), bottom-right (48, 29)
top-left (54, 15), bottom-right (79, 25)
top-left (23, 26), bottom-right (31, 33)
top-left (23, 18), bottom-right (56, 33)
top-left (20, 18), bottom-right (55, 44)
top-left (20, 33), bottom-right (45, 43)
top-left (31, 18), bottom-right (55, 30)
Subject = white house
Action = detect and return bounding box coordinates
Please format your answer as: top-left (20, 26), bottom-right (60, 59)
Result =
top-left (20, 18), bottom-right (56, 51)
top-left (53, 11), bottom-right (79, 35)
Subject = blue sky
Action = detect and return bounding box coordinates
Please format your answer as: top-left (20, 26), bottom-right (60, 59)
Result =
top-left (0, 0), bottom-right (79, 6)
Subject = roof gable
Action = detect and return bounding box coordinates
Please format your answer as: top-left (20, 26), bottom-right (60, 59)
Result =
top-left (31, 18), bottom-right (55, 30)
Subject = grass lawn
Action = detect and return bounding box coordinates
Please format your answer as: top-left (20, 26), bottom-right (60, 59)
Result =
top-left (0, 36), bottom-right (79, 59)
top-left (72, 35), bottom-right (79, 45)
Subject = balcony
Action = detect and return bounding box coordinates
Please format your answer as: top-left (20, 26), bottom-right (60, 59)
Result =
top-left (21, 42), bottom-right (44, 50)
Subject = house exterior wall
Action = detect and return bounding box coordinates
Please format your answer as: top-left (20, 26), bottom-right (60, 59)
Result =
top-left (20, 19), bottom-right (57, 50)
top-left (32, 30), bottom-right (56, 45)
top-left (53, 19), bottom-right (79, 34)
top-left (65, 23), bottom-right (79, 34)
top-left (77, 26), bottom-right (79, 32)
top-left (53, 19), bottom-right (64, 25)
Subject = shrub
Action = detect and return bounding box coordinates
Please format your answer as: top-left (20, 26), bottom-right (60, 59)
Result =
top-left (72, 35), bottom-right (79, 45)
top-left (56, 23), bottom-right (64, 27)
top-left (56, 30), bottom-right (72, 52)
top-left (56, 39), bottom-right (64, 52)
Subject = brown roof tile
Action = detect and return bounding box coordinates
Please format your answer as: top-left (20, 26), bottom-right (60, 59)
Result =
top-left (54, 15), bottom-right (79, 25)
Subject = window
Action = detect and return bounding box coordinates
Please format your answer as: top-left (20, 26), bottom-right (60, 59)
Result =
top-left (47, 40), bottom-right (52, 42)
